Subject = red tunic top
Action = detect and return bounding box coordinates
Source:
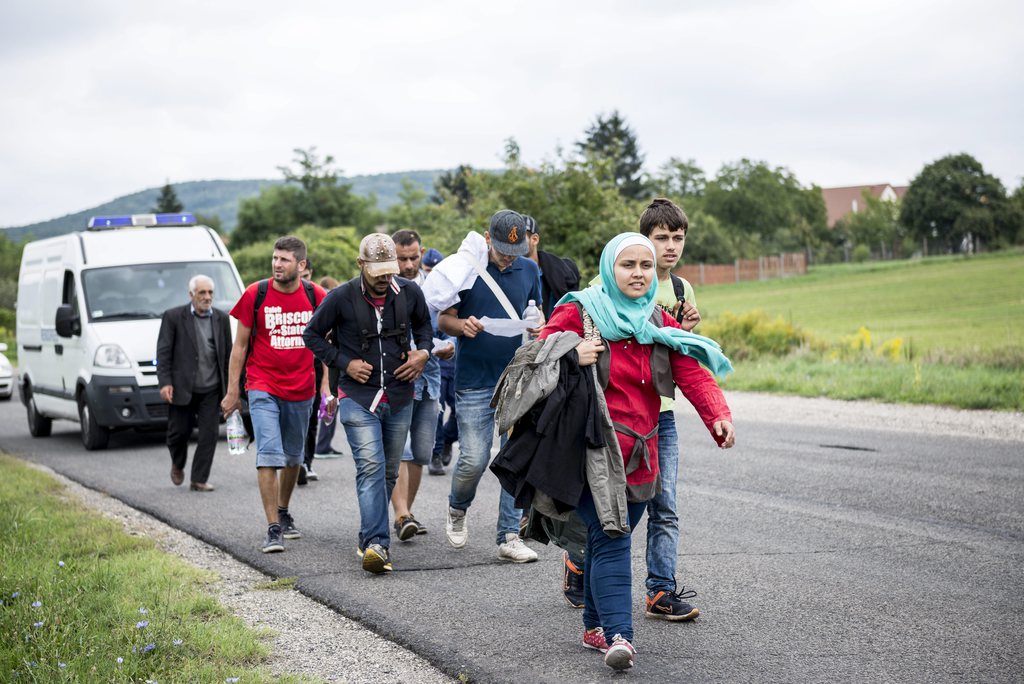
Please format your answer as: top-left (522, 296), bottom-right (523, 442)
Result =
top-left (539, 303), bottom-right (732, 486)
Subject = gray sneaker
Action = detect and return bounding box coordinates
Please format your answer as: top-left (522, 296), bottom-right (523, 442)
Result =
top-left (446, 506), bottom-right (467, 548)
top-left (262, 525), bottom-right (284, 553)
top-left (279, 512), bottom-right (301, 540)
top-left (498, 533), bottom-right (537, 563)
top-left (362, 543), bottom-right (392, 574)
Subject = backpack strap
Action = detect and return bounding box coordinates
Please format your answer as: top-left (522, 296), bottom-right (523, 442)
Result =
top-left (346, 279), bottom-right (411, 354)
top-left (348, 280), bottom-right (376, 353)
top-left (670, 273), bottom-right (686, 303)
top-left (302, 280), bottom-right (317, 310)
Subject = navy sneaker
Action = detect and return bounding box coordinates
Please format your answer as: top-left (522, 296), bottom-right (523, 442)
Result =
top-left (261, 525), bottom-right (284, 553)
top-left (645, 585), bottom-right (699, 621)
top-left (563, 552), bottom-right (585, 609)
top-left (279, 511), bottom-right (301, 540)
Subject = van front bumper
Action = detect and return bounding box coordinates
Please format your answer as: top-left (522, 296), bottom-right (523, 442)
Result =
top-left (84, 376), bottom-right (168, 429)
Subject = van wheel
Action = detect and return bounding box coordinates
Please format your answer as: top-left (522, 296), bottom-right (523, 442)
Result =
top-left (78, 396), bottom-right (110, 450)
top-left (26, 388), bottom-right (53, 437)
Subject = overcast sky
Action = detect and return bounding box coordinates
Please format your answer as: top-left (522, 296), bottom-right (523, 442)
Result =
top-left (1, 0), bottom-right (1021, 227)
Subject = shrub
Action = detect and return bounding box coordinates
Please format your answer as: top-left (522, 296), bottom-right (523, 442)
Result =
top-left (700, 310), bottom-right (809, 360)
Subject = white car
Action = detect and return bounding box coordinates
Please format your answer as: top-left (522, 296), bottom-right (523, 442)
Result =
top-left (0, 342), bottom-right (13, 400)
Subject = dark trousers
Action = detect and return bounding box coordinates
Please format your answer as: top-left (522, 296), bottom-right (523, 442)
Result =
top-left (304, 396), bottom-right (318, 468)
top-left (433, 374), bottom-right (459, 456)
top-left (315, 412), bottom-right (338, 454)
top-left (167, 389), bottom-right (220, 484)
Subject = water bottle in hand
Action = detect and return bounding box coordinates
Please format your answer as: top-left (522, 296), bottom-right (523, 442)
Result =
top-left (226, 410), bottom-right (247, 455)
top-left (522, 299), bottom-right (540, 345)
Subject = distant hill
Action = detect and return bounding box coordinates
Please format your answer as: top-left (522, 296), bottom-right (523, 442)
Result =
top-left (2, 170), bottom-right (445, 242)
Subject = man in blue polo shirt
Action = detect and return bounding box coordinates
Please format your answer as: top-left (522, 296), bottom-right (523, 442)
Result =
top-left (438, 210), bottom-right (543, 563)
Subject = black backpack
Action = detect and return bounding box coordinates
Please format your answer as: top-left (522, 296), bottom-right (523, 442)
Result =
top-left (346, 278), bottom-right (411, 355)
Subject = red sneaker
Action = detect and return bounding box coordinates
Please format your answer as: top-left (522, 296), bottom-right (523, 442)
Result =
top-left (583, 627), bottom-right (609, 653)
top-left (604, 635), bottom-right (636, 670)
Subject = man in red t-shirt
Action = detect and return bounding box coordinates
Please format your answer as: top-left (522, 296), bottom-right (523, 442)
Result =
top-left (221, 236), bottom-right (327, 554)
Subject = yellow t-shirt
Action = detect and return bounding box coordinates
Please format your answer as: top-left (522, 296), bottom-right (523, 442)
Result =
top-left (655, 276), bottom-right (695, 411)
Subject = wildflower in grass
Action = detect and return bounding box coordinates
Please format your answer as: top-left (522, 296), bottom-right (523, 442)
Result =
top-left (58, 561), bottom-right (65, 568)
top-left (59, 662), bottom-right (67, 669)
top-left (31, 601), bottom-right (41, 608)
top-left (116, 657), bottom-right (123, 664)
top-left (226, 678), bottom-right (240, 683)
top-left (142, 643), bottom-right (156, 653)
top-left (139, 607), bottom-right (149, 614)
top-left (33, 621), bottom-right (43, 628)
top-left (11, 591), bottom-right (19, 598)
top-left (136, 620), bottom-right (149, 629)
top-left (132, 647), bottom-right (137, 653)
top-left (172, 639), bottom-right (183, 646)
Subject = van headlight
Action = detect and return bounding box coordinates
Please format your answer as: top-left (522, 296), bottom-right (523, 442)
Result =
top-left (94, 344), bottom-right (131, 369)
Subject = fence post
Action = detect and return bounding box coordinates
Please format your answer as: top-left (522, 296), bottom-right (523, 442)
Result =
top-left (735, 259), bottom-right (740, 283)
top-left (699, 263), bottom-right (705, 286)
top-left (779, 253), bottom-right (785, 277)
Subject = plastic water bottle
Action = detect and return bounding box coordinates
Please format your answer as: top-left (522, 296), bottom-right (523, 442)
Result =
top-left (522, 299), bottom-right (540, 345)
top-left (318, 394), bottom-right (336, 424)
top-left (226, 410), bottom-right (247, 455)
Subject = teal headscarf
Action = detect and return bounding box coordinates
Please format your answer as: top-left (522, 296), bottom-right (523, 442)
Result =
top-left (557, 232), bottom-right (733, 378)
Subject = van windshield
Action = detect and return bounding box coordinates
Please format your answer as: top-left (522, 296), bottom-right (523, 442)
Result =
top-left (82, 262), bottom-right (242, 321)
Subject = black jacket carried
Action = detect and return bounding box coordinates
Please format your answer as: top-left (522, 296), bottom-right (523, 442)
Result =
top-left (303, 276), bottom-right (433, 411)
top-left (537, 250), bottom-right (581, 319)
top-left (490, 349), bottom-right (603, 512)
top-left (156, 304), bottom-right (232, 405)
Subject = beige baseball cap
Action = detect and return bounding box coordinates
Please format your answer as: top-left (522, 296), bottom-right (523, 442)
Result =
top-left (359, 233), bottom-right (400, 277)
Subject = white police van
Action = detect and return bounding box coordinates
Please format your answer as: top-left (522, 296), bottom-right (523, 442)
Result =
top-left (16, 213), bottom-right (244, 450)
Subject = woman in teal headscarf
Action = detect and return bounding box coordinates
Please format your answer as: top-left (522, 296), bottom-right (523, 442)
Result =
top-left (539, 232), bottom-right (736, 671)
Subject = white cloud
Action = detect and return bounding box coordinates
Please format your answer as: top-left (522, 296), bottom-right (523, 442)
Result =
top-left (0, 0), bottom-right (1021, 226)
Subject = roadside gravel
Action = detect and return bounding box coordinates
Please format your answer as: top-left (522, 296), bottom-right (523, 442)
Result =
top-left (36, 463), bottom-right (455, 684)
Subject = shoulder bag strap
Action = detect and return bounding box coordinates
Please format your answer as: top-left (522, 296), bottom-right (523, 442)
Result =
top-left (463, 253), bottom-right (520, 320)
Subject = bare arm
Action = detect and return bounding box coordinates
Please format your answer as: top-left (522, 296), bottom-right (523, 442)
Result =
top-left (439, 306), bottom-right (485, 338)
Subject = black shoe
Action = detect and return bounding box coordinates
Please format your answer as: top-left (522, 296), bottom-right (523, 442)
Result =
top-left (562, 551), bottom-right (584, 609)
top-left (297, 465), bottom-right (308, 486)
top-left (394, 515), bottom-right (419, 542)
top-left (441, 442), bottom-right (454, 466)
top-left (262, 525), bottom-right (284, 553)
top-left (279, 512), bottom-right (301, 540)
top-left (409, 514), bottom-right (428, 535)
top-left (645, 585), bottom-right (699, 621)
top-left (428, 454), bottom-right (445, 476)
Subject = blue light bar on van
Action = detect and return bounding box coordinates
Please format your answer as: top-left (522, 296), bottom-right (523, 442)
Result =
top-left (87, 213), bottom-right (197, 230)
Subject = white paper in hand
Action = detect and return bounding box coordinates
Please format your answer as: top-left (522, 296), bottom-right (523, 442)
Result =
top-left (477, 317), bottom-right (532, 337)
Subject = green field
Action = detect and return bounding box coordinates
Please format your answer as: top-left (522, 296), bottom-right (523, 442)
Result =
top-left (695, 250), bottom-right (1024, 357)
top-left (692, 251), bottom-right (1024, 410)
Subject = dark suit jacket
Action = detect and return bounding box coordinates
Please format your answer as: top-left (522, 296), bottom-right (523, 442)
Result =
top-left (156, 304), bottom-right (232, 406)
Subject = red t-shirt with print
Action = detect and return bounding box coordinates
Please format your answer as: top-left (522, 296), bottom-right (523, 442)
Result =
top-left (230, 280), bottom-right (326, 401)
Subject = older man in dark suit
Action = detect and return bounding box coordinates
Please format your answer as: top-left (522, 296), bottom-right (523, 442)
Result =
top-left (157, 274), bottom-right (232, 491)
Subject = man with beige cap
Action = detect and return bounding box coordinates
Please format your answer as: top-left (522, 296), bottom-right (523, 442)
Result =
top-left (303, 233), bottom-right (434, 573)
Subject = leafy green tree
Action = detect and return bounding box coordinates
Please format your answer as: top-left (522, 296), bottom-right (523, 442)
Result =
top-left (900, 153), bottom-right (1014, 253)
top-left (576, 111), bottom-right (647, 200)
top-left (653, 158), bottom-right (706, 200)
top-left (231, 225), bottom-right (362, 286)
top-left (834, 191), bottom-right (905, 259)
top-left (703, 159), bottom-right (827, 258)
top-left (432, 165), bottom-right (475, 215)
top-left (680, 210), bottom-right (738, 264)
top-left (232, 147), bottom-right (375, 247)
top-left (153, 182), bottom-right (184, 213)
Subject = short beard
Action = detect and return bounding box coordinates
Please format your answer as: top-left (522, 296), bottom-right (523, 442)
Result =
top-left (274, 271), bottom-right (298, 285)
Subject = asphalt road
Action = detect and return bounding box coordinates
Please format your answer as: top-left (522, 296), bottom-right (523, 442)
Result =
top-left (1, 394), bottom-right (1022, 683)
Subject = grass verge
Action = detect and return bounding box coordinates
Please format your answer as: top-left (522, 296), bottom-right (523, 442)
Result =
top-left (720, 355), bottom-right (1024, 410)
top-left (0, 454), bottom-right (313, 683)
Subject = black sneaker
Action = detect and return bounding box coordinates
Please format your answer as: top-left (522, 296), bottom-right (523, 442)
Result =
top-left (409, 514), bottom-right (428, 535)
top-left (645, 585), bottom-right (699, 621)
top-left (262, 525), bottom-right (284, 553)
top-left (279, 512), bottom-right (301, 540)
top-left (562, 551), bottom-right (585, 609)
top-left (441, 442), bottom-right (454, 466)
top-left (297, 465), bottom-right (308, 486)
top-left (362, 543), bottom-right (392, 574)
top-left (428, 454), bottom-right (445, 476)
top-left (394, 515), bottom-right (419, 541)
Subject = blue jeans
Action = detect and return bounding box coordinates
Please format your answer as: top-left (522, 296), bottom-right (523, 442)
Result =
top-left (450, 387), bottom-right (521, 545)
top-left (433, 374), bottom-right (459, 455)
top-left (578, 489), bottom-right (647, 641)
top-left (338, 397), bottom-right (414, 550)
top-left (247, 390), bottom-right (311, 468)
top-left (645, 410), bottom-right (680, 594)
top-left (402, 397), bottom-right (439, 465)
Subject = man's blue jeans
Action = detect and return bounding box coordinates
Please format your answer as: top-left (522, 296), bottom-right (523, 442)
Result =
top-left (338, 397), bottom-right (413, 550)
top-left (450, 387), bottom-right (520, 545)
top-left (402, 397), bottom-right (439, 465)
top-left (645, 410), bottom-right (680, 593)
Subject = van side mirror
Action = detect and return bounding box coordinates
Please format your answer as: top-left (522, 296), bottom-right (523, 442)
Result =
top-left (55, 305), bottom-right (81, 338)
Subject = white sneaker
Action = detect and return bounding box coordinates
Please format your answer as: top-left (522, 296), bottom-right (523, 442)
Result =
top-left (305, 466), bottom-right (319, 481)
top-left (498, 533), bottom-right (538, 563)
top-left (446, 506), bottom-right (468, 548)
